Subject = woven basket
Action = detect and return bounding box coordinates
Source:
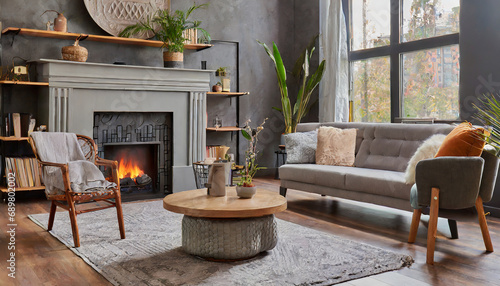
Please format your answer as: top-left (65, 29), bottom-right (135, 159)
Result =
top-left (62, 37), bottom-right (88, 62)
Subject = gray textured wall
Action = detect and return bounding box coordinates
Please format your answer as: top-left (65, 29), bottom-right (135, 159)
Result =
top-left (0, 0), bottom-right (320, 176)
top-left (459, 0), bottom-right (500, 215)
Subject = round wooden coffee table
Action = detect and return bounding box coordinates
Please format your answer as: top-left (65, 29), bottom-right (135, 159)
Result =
top-left (163, 187), bottom-right (287, 260)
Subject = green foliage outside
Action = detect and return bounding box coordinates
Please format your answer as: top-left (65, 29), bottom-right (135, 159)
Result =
top-left (352, 0), bottom-right (460, 122)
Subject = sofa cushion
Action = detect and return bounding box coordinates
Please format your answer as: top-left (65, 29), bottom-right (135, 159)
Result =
top-left (297, 123), bottom-right (454, 172)
top-left (285, 130), bottom-right (317, 164)
top-left (316, 126), bottom-right (357, 166)
top-left (435, 122), bottom-right (488, 157)
top-left (279, 164), bottom-right (351, 190)
top-left (344, 168), bottom-right (411, 200)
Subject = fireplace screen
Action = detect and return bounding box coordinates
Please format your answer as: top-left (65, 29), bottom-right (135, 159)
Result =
top-left (93, 112), bottom-right (172, 197)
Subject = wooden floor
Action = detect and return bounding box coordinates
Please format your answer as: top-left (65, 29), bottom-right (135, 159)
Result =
top-left (1, 177), bottom-right (500, 285)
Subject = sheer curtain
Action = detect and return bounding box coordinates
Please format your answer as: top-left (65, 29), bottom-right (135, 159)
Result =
top-left (319, 0), bottom-right (349, 122)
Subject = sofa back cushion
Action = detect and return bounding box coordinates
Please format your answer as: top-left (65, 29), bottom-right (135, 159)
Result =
top-left (297, 122), bottom-right (454, 172)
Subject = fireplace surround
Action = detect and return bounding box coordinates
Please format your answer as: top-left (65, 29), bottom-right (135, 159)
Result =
top-left (36, 59), bottom-right (210, 192)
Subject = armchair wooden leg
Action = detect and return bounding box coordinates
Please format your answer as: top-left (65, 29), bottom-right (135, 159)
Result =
top-left (427, 187), bottom-right (440, 265)
top-left (408, 209), bottom-right (422, 243)
top-left (47, 201), bottom-right (57, 231)
top-left (115, 191), bottom-right (126, 239)
top-left (475, 196), bottom-right (493, 252)
top-left (67, 197), bottom-right (80, 248)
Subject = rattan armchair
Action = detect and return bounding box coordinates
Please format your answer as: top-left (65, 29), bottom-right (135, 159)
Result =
top-left (29, 134), bottom-right (125, 247)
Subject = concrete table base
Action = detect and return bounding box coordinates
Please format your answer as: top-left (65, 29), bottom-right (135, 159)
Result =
top-left (182, 214), bottom-right (278, 260)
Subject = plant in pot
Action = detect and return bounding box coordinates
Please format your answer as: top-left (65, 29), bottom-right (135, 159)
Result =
top-left (258, 36), bottom-right (326, 134)
top-left (119, 4), bottom-right (210, 68)
top-left (212, 81), bottom-right (222, 92)
top-left (473, 93), bottom-right (500, 156)
top-left (237, 118), bottom-right (267, 198)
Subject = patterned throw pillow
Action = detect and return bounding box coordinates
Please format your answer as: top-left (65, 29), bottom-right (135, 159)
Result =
top-left (316, 126), bottom-right (357, 166)
top-left (285, 130), bottom-right (318, 164)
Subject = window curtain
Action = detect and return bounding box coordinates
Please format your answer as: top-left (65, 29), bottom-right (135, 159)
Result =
top-left (319, 0), bottom-right (349, 122)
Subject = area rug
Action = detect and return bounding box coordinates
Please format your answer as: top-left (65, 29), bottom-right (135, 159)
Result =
top-left (29, 200), bottom-right (413, 285)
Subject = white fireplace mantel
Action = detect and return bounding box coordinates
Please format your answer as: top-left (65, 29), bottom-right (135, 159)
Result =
top-left (36, 59), bottom-right (210, 192)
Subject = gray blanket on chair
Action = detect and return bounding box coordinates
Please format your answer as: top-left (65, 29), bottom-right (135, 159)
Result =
top-left (31, 132), bottom-right (115, 195)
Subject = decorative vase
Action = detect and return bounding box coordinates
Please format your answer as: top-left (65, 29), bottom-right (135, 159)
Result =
top-left (53, 12), bottom-right (67, 32)
top-left (163, 51), bottom-right (184, 68)
top-left (236, 185), bottom-right (257, 199)
top-left (62, 38), bottom-right (88, 62)
top-left (212, 84), bottom-right (222, 92)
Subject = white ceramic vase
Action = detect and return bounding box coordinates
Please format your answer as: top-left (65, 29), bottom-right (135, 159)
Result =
top-left (236, 185), bottom-right (257, 199)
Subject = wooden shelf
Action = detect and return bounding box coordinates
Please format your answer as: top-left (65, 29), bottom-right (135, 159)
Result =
top-left (207, 91), bottom-right (249, 97)
top-left (0, 80), bottom-right (49, 86)
top-left (1, 186), bottom-right (44, 192)
top-left (206, 126), bottom-right (242, 132)
top-left (0, 136), bottom-right (29, 141)
top-left (1, 27), bottom-right (213, 51)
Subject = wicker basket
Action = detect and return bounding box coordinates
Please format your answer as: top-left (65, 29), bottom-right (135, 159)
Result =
top-left (62, 36), bottom-right (88, 62)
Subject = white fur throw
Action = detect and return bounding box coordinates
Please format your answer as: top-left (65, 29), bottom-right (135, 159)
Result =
top-left (404, 134), bottom-right (447, 184)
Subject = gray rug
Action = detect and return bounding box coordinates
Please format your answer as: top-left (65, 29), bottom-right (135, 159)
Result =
top-left (29, 200), bottom-right (413, 285)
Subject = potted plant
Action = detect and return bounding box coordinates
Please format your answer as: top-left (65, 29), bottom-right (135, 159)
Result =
top-left (212, 81), bottom-right (222, 92)
top-left (119, 4), bottom-right (210, 68)
top-left (258, 37), bottom-right (326, 133)
top-left (474, 93), bottom-right (500, 156)
top-left (236, 118), bottom-right (267, 198)
top-left (215, 67), bottom-right (228, 77)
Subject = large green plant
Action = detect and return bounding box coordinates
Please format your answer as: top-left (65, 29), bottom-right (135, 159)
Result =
top-left (258, 38), bottom-right (326, 133)
top-left (119, 4), bottom-right (210, 53)
top-left (473, 93), bottom-right (500, 156)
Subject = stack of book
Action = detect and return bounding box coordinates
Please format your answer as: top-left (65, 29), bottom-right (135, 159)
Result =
top-left (4, 113), bottom-right (36, 137)
top-left (206, 146), bottom-right (219, 159)
top-left (4, 157), bottom-right (42, 188)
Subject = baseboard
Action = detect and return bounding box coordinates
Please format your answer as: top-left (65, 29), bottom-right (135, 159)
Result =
top-left (483, 205), bottom-right (500, 218)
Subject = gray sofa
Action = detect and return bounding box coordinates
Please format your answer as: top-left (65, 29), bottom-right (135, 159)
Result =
top-left (279, 122), bottom-right (455, 212)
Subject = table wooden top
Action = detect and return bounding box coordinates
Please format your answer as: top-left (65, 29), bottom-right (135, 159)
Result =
top-left (163, 187), bottom-right (287, 218)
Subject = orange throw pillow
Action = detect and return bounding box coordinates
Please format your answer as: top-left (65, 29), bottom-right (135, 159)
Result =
top-left (435, 122), bottom-right (489, 157)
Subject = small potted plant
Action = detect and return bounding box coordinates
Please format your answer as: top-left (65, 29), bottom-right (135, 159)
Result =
top-left (119, 4), bottom-right (210, 68)
top-left (236, 118), bottom-right (267, 198)
top-left (215, 67), bottom-right (227, 77)
top-left (212, 81), bottom-right (222, 92)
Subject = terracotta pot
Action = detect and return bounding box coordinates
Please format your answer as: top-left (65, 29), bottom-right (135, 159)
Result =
top-left (163, 51), bottom-right (184, 68)
top-left (236, 185), bottom-right (257, 199)
top-left (212, 85), bottom-right (222, 92)
top-left (62, 38), bottom-right (88, 62)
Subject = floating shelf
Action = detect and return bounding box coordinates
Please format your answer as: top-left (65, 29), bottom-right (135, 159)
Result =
top-left (0, 136), bottom-right (29, 141)
top-left (207, 91), bottom-right (249, 97)
top-left (0, 80), bottom-right (49, 86)
top-left (1, 186), bottom-right (45, 192)
top-left (1, 27), bottom-right (213, 50)
top-left (206, 126), bottom-right (242, 132)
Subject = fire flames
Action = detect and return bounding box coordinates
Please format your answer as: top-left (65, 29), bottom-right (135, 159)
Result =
top-left (117, 158), bottom-right (144, 179)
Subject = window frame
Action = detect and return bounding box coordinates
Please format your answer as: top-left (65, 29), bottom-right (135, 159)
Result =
top-left (342, 0), bottom-right (460, 122)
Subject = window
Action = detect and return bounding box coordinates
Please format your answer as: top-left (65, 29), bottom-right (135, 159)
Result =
top-left (345, 0), bottom-right (460, 122)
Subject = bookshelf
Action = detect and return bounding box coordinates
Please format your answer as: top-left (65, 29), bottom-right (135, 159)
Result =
top-left (0, 82), bottom-right (45, 194)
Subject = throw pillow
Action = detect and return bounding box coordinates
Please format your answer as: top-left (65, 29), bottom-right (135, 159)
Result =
top-left (404, 134), bottom-right (446, 184)
top-left (316, 126), bottom-right (357, 166)
top-left (435, 122), bottom-right (489, 157)
top-left (285, 130), bottom-right (318, 164)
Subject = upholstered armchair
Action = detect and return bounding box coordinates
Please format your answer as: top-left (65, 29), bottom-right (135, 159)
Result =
top-left (29, 133), bottom-right (125, 247)
top-left (408, 150), bottom-right (499, 264)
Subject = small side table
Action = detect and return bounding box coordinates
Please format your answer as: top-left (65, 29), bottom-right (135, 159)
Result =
top-left (274, 145), bottom-right (287, 179)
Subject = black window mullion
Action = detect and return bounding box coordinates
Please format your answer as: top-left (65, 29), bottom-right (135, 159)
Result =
top-left (390, 0), bottom-right (400, 122)
top-left (397, 33), bottom-right (459, 54)
top-left (349, 46), bottom-right (391, 61)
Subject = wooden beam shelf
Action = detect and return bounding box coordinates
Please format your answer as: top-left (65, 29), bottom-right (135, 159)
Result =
top-left (1, 27), bottom-right (213, 51)
top-left (207, 92), bottom-right (249, 97)
top-left (0, 80), bottom-right (49, 86)
top-left (1, 186), bottom-right (45, 192)
top-left (0, 136), bottom-right (29, 141)
top-left (206, 126), bottom-right (242, 132)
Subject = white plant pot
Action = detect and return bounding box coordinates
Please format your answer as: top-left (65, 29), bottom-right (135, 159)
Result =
top-left (236, 185), bottom-right (257, 199)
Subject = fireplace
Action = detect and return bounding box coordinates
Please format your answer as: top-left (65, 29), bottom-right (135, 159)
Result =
top-left (36, 59), bottom-right (209, 193)
top-left (93, 112), bottom-right (173, 198)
